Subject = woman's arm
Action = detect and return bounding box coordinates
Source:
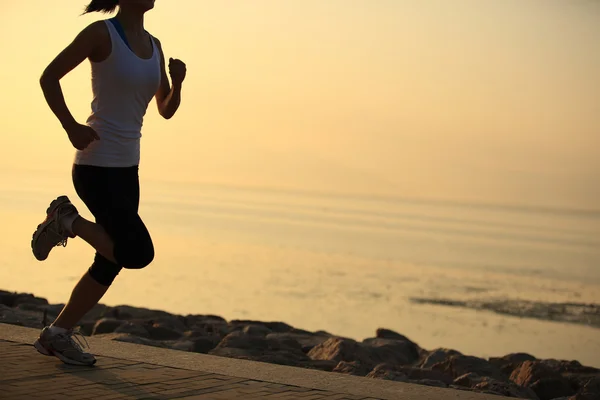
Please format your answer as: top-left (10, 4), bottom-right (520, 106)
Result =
top-left (41, 22), bottom-right (107, 148)
top-left (154, 38), bottom-right (186, 120)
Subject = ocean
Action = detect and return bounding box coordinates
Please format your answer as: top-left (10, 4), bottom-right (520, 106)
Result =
top-left (1, 169), bottom-right (599, 367)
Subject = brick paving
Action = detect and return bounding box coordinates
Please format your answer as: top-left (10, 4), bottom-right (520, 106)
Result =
top-left (0, 340), bottom-right (382, 400)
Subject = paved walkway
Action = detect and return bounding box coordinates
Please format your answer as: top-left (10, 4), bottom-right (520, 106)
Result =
top-left (1, 340), bottom-right (376, 400)
top-left (0, 324), bottom-right (507, 400)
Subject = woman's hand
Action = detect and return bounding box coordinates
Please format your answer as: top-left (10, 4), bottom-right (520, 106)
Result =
top-left (169, 58), bottom-right (187, 87)
top-left (65, 123), bottom-right (100, 150)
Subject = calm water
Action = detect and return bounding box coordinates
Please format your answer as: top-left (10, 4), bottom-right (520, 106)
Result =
top-left (1, 170), bottom-right (599, 367)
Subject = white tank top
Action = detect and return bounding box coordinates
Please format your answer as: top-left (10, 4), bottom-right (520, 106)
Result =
top-left (75, 20), bottom-right (161, 167)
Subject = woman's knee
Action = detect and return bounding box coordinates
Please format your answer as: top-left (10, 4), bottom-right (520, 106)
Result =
top-left (89, 255), bottom-right (122, 286)
top-left (120, 238), bottom-right (154, 269)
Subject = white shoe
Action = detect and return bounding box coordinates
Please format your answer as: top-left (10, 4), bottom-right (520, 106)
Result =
top-left (31, 196), bottom-right (78, 261)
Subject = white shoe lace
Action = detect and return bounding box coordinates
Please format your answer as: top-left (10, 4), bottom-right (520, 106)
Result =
top-left (59, 330), bottom-right (90, 353)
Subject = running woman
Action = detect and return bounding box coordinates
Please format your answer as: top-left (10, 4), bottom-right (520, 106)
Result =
top-left (31, 0), bottom-right (186, 365)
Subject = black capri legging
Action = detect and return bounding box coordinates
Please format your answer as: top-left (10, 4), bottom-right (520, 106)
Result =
top-left (72, 164), bottom-right (154, 286)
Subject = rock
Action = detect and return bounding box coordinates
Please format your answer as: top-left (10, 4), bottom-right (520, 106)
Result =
top-left (490, 353), bottom-right (538, 375)
top-left (0, 304), bottom-right (43, 328)
top-left (190, 337), bottom-right (220, 354)
top-left (228, 320), bottom-right (293, 334)
top-left (168, 340), bottom-right (195, 352)
top-left (541, 360), bottom-right (598, 375)
top-left (395, 366), bottom-right (454, 385)
top-left (209, 347), bottom-right (260, 359)
top-left (80, 304), bottom-right (111, 322)
top-left (242, 324), bottom-right (272, 337)
top-left (409, 379), bottom-right (448, 388)
top-left (432, 354), bottom-right (505, 380)
top-left (473, 378), bottom-right (540, 399)
top-left (0, 291), bottom-right (48, 308)
top-left (362, 338), bottom-right (420, 365)
top-left (92, 318), bottom-right (125, 335)
top-left (419, 348), bottom-right (463, 368)
top-left (375, 328), bottom-right (414, 342)
top-left (114, 322), bottom-right (150, 338)
top-left (147, 323), bottom-right (183, 340)
top-left (454, 373), bottom-right (485, 387)
top-left (103, 305), bottom-right (173, 321)
top-left (148, 317), bottom-right (187, 333)
top-left (572, 377), bottom-right (600, 400)
top-left (77, 321), bottom-right (96, 336)
top-left (333, 361), bottom-right (371, 376)
top-left (511, 361), bottom-right (575, 400)
top-left (301, 360), bottom-right (338, 372)
top-left (530, 378), bottom-right (575, 400)
top-left (308, 337), bottom-right (368, 364)
top-left (209, 346), bottom-right (310, 368)
top-left (97, 333), bottom-right (167, 349)
top-left (183, 315), bottom-right (229, 337)
top-left (365, 364), bottom-right (408, 382)
top-left (266, 336), bottom-right (303, 352)
top-left (216, 330), bottom-right (269, 351)
top-left (266, 332), bottom-right (330, 354)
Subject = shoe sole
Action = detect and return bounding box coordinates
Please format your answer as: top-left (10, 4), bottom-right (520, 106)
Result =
top-left (34, 339), bottom-right (96, 366)
top-left (31, 196), bottom-right (71, 261)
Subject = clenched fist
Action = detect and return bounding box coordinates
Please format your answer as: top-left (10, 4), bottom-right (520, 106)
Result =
top-left (169, 58), bottom-right (187, 87)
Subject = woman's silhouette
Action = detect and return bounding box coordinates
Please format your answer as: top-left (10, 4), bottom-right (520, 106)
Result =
top-left (31, 0), bottom-right (186, 365)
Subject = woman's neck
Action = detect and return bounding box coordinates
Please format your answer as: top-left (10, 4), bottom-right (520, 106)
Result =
top-left (115, 10), bottom-right (145, 34)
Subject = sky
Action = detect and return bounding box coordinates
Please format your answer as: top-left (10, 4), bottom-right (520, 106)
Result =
top-left (0, 0), bottom-right (598, 210)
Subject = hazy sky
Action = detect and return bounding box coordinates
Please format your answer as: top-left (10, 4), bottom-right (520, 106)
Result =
top-left (0, 0), bottom-right (598, 209)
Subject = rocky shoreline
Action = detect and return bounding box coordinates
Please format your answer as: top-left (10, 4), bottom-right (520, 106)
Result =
top-left (1, 289), bottom-right (598, 400)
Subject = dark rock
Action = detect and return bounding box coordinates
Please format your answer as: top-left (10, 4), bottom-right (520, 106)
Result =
top-left (308, 337), bottom-right (368, 364)
top-left (530, 378), bottom-right (575, 400)
top-left (266, 332), bottom-right (330, 354)
top-left (92, 318), bottom-right (125, 335)
top-left (104, 305), bottom-right (172, 321)
top-left (246, 350), bottom-right (310, 367)
top-left (490, 353), bottom-right (538, 375)
top-left (114, 322), bottom-right (150, 338)
top-left (209, 347), bottom-right (260, 359)
top-left (363, 338), bottom-right (420, 364)
top-left (0, 304), bottom-right (43, 328)
top-left (77, 321), bottom-right (96, 336)
top-left (190, 337), bottom-right (220, 354)
top-left (409, 379), bottom-right (448, 388)
top-left (209, 346), bottom-right (310, 368)
top-left (266, 336), bottom-right (303, 352)
top-left (168, 340), bottom-right (195, 352)
top-left (98, 333), bottom-right (167, 349)
top-left (511, 361), bottom-right (575, 400)
top-left (0, 291), bottom-right (48, 308)
top-left (242, 324), bottom-right (272, 337)
top-left (541, 359), bottom-right (599, 375)
top-left (148, 317), bottom-right (187, 333)
top-left (454, 372), bottom-right (485, 387)
top-left (300, 360), bottom-right (338, 372)
top-left (147, 324), bottom-right (183, 341)
top-left (365, 364), bottom-right (408, 382)
top-left (228, 320), bottom-right (293, 334)
top-left (419, 348), bottom-right (462, 368)
top-left (473, 378), bottom-right (540, 399)
top-left (216, 330), bottom-right (269, 351)
top-left (375, 328), bottom-right (414, 342)
top-left (395, 366), bottom-right (453, 385)
top-left (80, 304), bottom-right (111, 322)
top-left (333, 361), bottom-right (371, 376)
top-left (432, 354), bottom-right (505, 380)
top-left (573, 377), bottom-right (600, 400)
top-left (183, 315), bottom-right (228, 337)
